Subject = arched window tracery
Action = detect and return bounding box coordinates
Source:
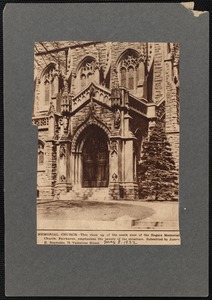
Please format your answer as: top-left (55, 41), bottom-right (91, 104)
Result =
top-left (41, 64), bottom-right (57, 108)
top-left (77, 57), bottom-right (99, 92)
top-left (118, 50), bottom-right (145, 96)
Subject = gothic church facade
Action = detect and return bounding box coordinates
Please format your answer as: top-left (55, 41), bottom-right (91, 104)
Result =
top-left (33, 41), bottom-right (179, 201)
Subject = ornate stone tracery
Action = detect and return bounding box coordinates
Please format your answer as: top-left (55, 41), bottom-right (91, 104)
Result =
top-left (32, 117), bottom-right (49, 127)
top-left (117, 50), bottom-right (146, 94)
top-left (120, 54), bottom-right (139, 69)
top-left (77, 57), bottom-right (100, 91)
top-left (80, 60), bottom-right (99, 74)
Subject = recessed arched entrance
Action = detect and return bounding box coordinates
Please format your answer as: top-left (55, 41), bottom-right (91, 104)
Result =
top-left (76, 125), bottom-right (109, 188)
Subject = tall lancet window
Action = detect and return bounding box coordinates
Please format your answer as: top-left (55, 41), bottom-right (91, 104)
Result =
top-left (42, 63), bottom-right (57, 108)
top-left (44, 81), bottom-right (50, 106)
top-left (118, 50), bottom-right (144, 95)
top-left (120, 67), bottom-right (127, 87)
top-left (128, 66), bottom-right (134, 90)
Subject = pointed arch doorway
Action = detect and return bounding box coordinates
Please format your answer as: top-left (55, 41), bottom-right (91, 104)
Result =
top-left (81, 125), bottom-right (109, 188)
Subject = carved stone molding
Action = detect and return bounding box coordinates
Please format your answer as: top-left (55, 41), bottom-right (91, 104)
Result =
top-left (32, 117), bottom-right (49, 127)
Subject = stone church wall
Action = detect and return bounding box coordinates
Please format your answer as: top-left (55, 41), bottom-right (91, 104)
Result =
top-left (33, 41), bottom-right (180, 200)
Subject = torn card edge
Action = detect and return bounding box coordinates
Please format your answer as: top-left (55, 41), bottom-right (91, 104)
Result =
top-left (181, 2), bottom-right (208, 17)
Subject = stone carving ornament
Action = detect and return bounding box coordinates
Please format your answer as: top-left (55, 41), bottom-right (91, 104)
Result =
top-left (63, 116), bottom-right (68, 131)
top-left (32, 117), bottom-right (49, 127)
top-left (110, 140), bottom-right (118, 156)
top-left (48, 102), bottom-right (55, 114)
top-left (60, 175), bottom-right (66, 182)
top-left (114, 109), bottom-right (121, 129)
top-left (60, 144), bottom-right (66, 158)
top-left (112, 173), bottom-right (118, 181)
top-left (111, 87), bottom-right (121, 99)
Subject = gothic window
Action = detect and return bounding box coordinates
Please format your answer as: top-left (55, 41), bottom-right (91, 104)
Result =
top-left (38, 141), bottom-right (45, 168)
top-left (119, 51), bottom-right (139, 92)
top-left (78, 57), bottom-right (99, 91)
top-left (39, 151), bottom-right (44, 165)
top-left (42, 64), bottom-right (57, 107)
top-left (44, 81), bottom-right (50, 106)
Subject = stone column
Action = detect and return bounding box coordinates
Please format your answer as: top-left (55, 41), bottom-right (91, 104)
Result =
top-left (109, 138), bottom-right (120, 200)
top-left (121, 113), bottom-right (138, 200)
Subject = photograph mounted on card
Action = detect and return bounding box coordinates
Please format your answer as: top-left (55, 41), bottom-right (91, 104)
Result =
top-left (33, 41), bottom-right (180, 245)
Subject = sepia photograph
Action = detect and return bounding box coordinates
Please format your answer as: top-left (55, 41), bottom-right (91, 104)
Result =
top-left (33, 41), bottom-right (180, 245)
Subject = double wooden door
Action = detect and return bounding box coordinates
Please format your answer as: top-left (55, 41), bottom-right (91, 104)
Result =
top-left (82, 132), bottom-right (109, 188)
